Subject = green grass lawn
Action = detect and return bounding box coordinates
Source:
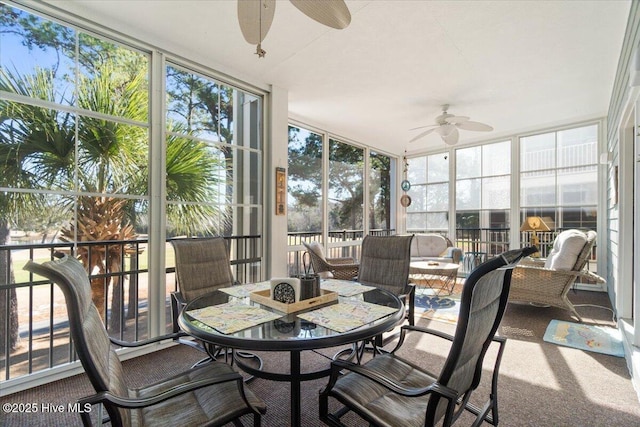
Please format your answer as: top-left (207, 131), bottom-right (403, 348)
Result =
top-left (10, 247), bottom-right (176, 285)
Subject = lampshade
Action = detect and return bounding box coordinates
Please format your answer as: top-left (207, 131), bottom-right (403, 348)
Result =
top-left (520, 216), bottom-right (551, 257)
top-left (520, 216), bottom-right (551, 232)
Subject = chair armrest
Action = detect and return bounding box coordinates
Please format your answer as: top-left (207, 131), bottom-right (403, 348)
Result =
top-left (110, 332), bottom-right (186, 348)
top-left (401, 324), bottom-right (455, 342)
top-left (328, 359), bottom-right (458, 400)
top-left (577, 269), bottom-right (606, 283)
top-left (171, 291), bottom-right (187, 333)
top-left (513, 264), bottom-right (579, 279)
top-left (78, 372), bottom-right (244, 410)
top-left (388, 323), bottom-right (454, 353)
top-left (399, 282), bottom-right (416, 300)
top-left (519, 257), bottom-right (546, 267)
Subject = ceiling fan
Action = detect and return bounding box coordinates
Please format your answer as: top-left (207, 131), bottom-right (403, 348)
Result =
top-left (237, 0), bottom-right (351, 57)
top-left (409, 104), bottom-right (494, 145)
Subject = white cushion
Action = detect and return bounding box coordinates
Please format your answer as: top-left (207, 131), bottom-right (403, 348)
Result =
top-left (411, 234), bottom-right (448, 257)
top-left (544, 230), bottom-right (587, 271)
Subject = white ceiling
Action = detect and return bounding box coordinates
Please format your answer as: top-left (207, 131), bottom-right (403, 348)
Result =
top-left (44, 0), bottom-right (631, 156)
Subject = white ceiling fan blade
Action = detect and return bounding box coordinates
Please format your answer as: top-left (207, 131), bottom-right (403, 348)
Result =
top-left (238, 0), bottom-right (276, 44)
top-left (442, 127), bottom-right (459, 145)
top-left (456, 121), bottom-right (494, 132)
top-left (290, 0), bottom-right (351, 29)
top-left (409, 123), bottom-right (438, 131)
top-left (409, 128), bottom-right (437, 142)
top-left (446, 115), bottom-right (470, 124)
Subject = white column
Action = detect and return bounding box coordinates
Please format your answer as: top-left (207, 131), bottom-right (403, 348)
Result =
top-left (266, 85), bottom-right (289, 277)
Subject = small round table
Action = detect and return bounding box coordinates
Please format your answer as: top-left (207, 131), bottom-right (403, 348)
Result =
top-left (179, 285), bottom-right (404, 427)
top-left (409, 261), bottom-right (460, 295)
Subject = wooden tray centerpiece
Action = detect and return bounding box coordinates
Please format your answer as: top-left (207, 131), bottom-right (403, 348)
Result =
top-left (249, 288), bottom-right (338, 314)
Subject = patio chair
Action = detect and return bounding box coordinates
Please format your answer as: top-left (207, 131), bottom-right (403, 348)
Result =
top-left (302, 241), bottom-right (359, 280)
top-left (509, 229), bottom-right (603, 322)
top-left (319, 246), bottom-right (537, 427)
top-left (358, 234), bottom-right (415, 327)
top-left (329, 235), bottom-right (414, 361)
top-left (171, 238), bottom-right (263, 371)
top-left (24, 253), bottom-right (266, 427)
top-left (170, 237), bottom-right (237, 335)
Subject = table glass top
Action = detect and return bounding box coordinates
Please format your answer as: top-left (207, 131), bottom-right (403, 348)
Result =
top-left (179, 281), bottom-right (403, 351)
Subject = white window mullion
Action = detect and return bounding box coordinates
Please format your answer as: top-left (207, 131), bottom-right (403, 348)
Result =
top-left (148, 50), bottom-right (167, 338)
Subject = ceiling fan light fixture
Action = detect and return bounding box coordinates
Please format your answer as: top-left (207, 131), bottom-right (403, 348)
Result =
top-left (409, 104), bottom-right (492, 145)
top-left (436, 123), bottom-right (456, 137)
top-left (442, 128), bottom-right (459, 145)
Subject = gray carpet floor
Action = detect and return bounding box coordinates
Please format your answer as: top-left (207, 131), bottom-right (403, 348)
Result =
top-left (2, 289), bottom-right (639, 426)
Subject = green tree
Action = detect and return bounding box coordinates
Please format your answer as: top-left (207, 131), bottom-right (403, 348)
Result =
top-left (328, 139), bottom-right (364, 231)
top-left (370, 152), bottom-right (391, 231)
top-left (287, 128), bottom-right (391, 235)
top-left (1, 6), bottom-right (227, 342)
top-left (165, 66), bottom-right (235, 235)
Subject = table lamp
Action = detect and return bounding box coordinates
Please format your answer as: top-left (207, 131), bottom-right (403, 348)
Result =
top-left (520, 216), bottom-right (550, 257)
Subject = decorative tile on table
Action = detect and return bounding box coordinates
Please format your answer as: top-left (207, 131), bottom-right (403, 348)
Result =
top-left (186, 302), bottom-right (281, 334)
top-left (298, 300), bottom-right (396, 333)
top-left (320, 279), bottom-right (375, 297)
top-left (219, 281), bottom-right (271, 298)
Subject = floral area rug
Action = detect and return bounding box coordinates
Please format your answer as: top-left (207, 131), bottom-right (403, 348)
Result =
top-left (543, 319), bottom-right (624, 357)
top-left (414, 294), bottom-right (461, 325)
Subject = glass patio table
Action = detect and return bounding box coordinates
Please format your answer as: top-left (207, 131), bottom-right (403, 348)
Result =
top-left (178, 281), bottom-right (404, 427)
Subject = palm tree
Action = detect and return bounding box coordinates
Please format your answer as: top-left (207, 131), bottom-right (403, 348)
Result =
top-left (0, 61), bottom-right (227, 337)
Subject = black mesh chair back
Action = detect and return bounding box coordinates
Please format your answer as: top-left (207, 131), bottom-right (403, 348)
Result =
top-left (320, 246), bottom-right (537, 427)
top-left (358, 234), bottom-right (414, 324)
top-left (24, 254), bottom-right (265, 427)
top-left (172, 237), bottom-right (235, 302)
top-left (25, 255), bottom-right (132, 425)
top-left (170, 237), bottom-right (236, 334)
top-left (427, 247), bottom-right (536, 424)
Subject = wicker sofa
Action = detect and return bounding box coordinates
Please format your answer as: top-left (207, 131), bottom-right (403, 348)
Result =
top-left (409, 233), bottom-right (462, 264)
top-left (509, 229), bottom-right (604, 322)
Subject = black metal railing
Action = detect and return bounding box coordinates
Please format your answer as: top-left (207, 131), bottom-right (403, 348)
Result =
top-left (286, 229), bottom-right (395, 276)
top-left (1, 227), bottom-right (599, 384)
top-left (0, 235), bottom-right (261, 382)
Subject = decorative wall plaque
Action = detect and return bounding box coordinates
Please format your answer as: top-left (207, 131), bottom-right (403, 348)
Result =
top-left (275, 167), bottom-right (286, 215)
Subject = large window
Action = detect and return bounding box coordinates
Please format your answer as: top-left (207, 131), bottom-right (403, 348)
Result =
top-left (0, 3), bottom-right (263, 381)
top-left (328, 138), bottom-right (364, 233)
top-left (1, 3), bottom-right (151, 345)
top-left (287, 126), bottom-right (323, 234)
top-left (369, 151), bottom-right (393, 232)
top-left (406, 124), bottom-right (598, 261)
top-left (406, 152), bottom-right (449, 232)
top-left (164, 63), bottom-right (263, 286)
top-left (520, 124), bottom-right (598, 251)
top-left (287, 125), bottom-right (396, 272)
top-left (455, 141), bottom-right (511, 253)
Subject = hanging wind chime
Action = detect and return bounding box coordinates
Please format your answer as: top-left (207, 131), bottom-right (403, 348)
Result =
top-left (400, 152), bottom-right (412, 207)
